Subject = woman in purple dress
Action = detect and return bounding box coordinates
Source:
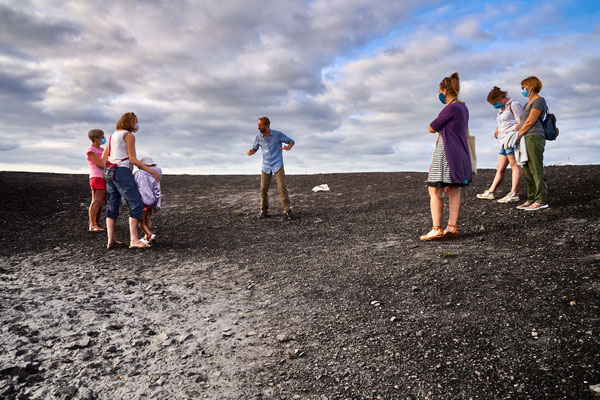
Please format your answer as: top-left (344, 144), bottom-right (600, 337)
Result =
top-left (420, 72), bottom-right (472, 241)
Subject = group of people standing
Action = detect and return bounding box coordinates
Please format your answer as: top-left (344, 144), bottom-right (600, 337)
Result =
top-left (420, 73), bottom-right (551, 241)
top-left (85, 112), bottom-right (162, 249)
top-left (86, 74), bottom-right (552, 247)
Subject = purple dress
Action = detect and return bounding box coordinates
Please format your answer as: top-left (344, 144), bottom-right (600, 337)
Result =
top-left (428, 102), bottom-right (472, 186)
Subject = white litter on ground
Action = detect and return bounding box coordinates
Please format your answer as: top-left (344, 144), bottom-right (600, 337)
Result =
top-left (312, 184), bottom-right (330, 192)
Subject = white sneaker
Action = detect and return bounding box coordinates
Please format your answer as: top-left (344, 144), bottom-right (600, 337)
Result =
top-left (497, 193), bottom-right (520, 203)
top-left (476, 190), bottom-right (495, 200)
top-left (140, 238), bottom-right (150, 245)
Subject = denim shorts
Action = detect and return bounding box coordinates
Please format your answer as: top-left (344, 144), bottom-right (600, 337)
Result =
top-left (106, 167), bottom-right (143, 219)
top-left (499, 145), bottom-right (515, 156)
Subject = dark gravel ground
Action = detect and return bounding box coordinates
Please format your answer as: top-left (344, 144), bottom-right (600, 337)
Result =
top-left (0, 166), bottom-right (599, 399)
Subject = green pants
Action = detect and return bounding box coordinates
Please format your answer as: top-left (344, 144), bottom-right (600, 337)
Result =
top-left (522, 135), bottom-right (547, 204)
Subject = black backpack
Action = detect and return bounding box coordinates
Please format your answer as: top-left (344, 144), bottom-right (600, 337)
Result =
top-left (541, 107), bottom-right (559, 141)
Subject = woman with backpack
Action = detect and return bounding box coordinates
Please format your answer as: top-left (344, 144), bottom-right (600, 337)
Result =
top-left (476, 87), bottom-right (523, 203)
top-left (514, 76), bottom-right (548, 211)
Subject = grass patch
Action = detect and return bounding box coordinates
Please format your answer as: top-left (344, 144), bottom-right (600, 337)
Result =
top-left (442, 251), bottom-right (457, 258)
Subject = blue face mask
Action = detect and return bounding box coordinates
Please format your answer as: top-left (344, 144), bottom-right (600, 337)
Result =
top-left (521, 89), bottom-right (529, 97)
top-left (493, 102), bottom-right (503, 109)
top-left (438, 93), bottom-right (446, 104)
top-left (100, 137), bottom-right (106, 145)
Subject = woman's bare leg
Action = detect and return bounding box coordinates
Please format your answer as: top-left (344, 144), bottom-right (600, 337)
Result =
top-left (129, 217), bottom-right (147, 247)
top-left (445, 186), bottom-right (461, 231)
top-left (106, 217), bottom-right (118, 248)
top-left (488, 156), bottom-right (509, 193)
top-left (429, 186), bottom-right (444, 227)
top-left (89, 189), bottom-right (105, 230)
top-left (506, 154), bottom-right (522, 194)
top-left (91, 189), bottom-right (106, 229)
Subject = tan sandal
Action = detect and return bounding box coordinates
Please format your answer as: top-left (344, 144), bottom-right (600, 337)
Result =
top-left (443, 224), bottom-right (459, 239)
top-left (420, 226), bottom-right (444, 241)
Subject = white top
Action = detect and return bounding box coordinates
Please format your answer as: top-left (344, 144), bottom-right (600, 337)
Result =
top-left (496, 100), bottom-right (522, 141)
top-left (108, 130), bottom-right (132, 168)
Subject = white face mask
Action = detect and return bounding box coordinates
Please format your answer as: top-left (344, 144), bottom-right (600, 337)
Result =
top-left (134, 122), bottom-right (139, 130)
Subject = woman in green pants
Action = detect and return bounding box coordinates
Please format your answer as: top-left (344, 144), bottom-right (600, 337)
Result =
top-left (514, 76), bottom-right (548, 211)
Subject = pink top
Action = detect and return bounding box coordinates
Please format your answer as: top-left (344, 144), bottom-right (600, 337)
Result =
top-left (86, 145), bottom-right (104, 178)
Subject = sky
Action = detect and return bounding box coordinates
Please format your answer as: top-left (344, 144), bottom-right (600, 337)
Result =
top-left (1, 0), bottom-right (599, 175)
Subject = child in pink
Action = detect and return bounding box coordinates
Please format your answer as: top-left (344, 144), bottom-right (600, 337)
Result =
top-left (86, 129), bottom-right (106, 231)
top-left (133, 157), bottom-right (162, 243)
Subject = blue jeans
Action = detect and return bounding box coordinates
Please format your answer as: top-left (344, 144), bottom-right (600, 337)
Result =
top-left (106, 167), bottom-right (143, 219)
top-left (499, 145), bottom-right (515, 156)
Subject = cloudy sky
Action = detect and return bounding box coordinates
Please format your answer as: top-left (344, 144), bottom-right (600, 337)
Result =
top-left (1, 0), bottom-right (599, 175)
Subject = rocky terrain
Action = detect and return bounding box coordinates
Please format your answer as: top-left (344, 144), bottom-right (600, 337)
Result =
top-left (0, 166), bottom-right (599, 399)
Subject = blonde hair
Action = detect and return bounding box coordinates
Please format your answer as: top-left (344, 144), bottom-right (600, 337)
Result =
top-left (88, 129), bottom-right (104, 142)
top-left (487, 86), bottom-right (508, 103)
top-left (521, 76), bottom-right (542, 94)
top-left (440, 72), bottom-right (460, 97)
top-left (116, 112), bottom-right (137, 132)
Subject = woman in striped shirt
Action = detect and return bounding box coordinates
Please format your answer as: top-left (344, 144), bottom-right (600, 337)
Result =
top-left (420, 72), bottom-right (472, 241)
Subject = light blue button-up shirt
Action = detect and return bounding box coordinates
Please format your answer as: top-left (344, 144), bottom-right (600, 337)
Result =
top-left (252, 129), bottom-right (295, 174)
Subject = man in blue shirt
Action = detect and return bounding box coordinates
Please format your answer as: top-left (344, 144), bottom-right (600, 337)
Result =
top-left (247, 117), bottom-right (297, 220)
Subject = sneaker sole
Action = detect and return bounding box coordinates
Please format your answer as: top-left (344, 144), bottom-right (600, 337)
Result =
top-left (525, 204), bottom-right (549, 211)
top-left (498, 198), bottom-right (519, 203)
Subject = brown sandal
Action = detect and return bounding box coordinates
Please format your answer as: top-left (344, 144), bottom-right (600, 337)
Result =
top-left (443, 224), bottom-right (459, 239)
top-left (420, 226), bottom-right (444, 241)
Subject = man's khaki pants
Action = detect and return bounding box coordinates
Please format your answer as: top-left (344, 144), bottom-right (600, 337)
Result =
top-left (260, 167), bottom-right (291, 214)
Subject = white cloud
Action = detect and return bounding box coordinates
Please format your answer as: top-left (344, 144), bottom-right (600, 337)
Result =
top-left (0, 0), bottom-right (599, 175)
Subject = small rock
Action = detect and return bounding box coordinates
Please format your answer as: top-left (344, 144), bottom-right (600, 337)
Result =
top-left (570, 301), bottom-right (576, 307)
top-left (222, 331), bottom-right (234, 338)
top-left (287, 349), bottom-right (304, 359)
top-left (246, 331), bottom-right (258, 337)
top-left (276, 334), bottom-right (290, 343)
top-left (390, 316), bottom-right (397, 322)
top-left (475, 370), bottom-right (481, 377)
top-left (55, 386), bottom-right (78, 399)
top-left (156, 332), bottom-right (169, 342)
top-left (177, 333), bottom-right (195, 343)
top-left (67, 338), bottom-right (91, 350)
top-left (416, 331), bottom-right (423, 337)
top-left (589, 383), bottom-right (600, 397)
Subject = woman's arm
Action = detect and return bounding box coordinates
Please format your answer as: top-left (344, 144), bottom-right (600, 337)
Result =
top-left (124, 134), bottom-right (161, 181)
top-left (88, 152), bottom-right (105, 168)
top-left (101, 146), bottom-right (108, 163)
top-left (429, 106), bottom-right (453, 133)
top-left (517, 107), bottom-right (542, 138)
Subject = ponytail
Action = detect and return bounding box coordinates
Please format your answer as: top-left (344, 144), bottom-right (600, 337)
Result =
top-left (440, 72), bottom-right (460, 97)
top-left (487, 86), bottom-right (508, 102)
